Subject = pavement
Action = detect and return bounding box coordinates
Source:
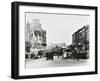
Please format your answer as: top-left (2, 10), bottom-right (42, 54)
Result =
top-left (25, 56), bottom-right (89, 69)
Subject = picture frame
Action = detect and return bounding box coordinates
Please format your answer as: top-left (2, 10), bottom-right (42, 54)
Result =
top-left (11, 1), bottom-right (98, 79)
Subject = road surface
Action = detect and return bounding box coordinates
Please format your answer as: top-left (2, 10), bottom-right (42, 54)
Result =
top-left (25, 56), bottom-right (89, 69)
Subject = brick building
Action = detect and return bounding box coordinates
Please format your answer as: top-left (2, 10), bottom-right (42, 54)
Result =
top-left (72, 25), bottom-right (89, 59)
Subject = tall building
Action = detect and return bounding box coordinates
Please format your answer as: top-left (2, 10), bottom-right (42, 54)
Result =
top-left (72, 25), bottom-right (89, 59)
top-left (25, 19), bottom-right (46, 50)
top-left (25, 21), bottom-right (31, 41)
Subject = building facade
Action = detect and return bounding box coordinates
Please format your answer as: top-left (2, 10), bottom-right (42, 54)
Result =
top-left (72, 25), bottom-right (89, 59)
top-left (25, 19), bottom-right (46, 52)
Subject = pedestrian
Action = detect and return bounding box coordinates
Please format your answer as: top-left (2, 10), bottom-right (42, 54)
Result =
top-left (77, 50), bottom-right (79, 61)
top-left (46, 52), bottom-right (49, 60)
top-left (72, 49), bottom-right (76, 60)
top-left (51, 52), bottom-right (54, 60)
top-left (63, 50), bottom-right (67, 59)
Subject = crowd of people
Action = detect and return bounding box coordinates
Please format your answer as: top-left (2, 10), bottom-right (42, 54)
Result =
top-left (25, 46), bottom-right (83, 61)
top-left (25, 41), bottom-right (89, 61)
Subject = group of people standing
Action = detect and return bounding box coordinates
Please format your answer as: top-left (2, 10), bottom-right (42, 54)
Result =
top-left (45, 48), bottom-right (80, 61)
top-left (45, 51), bottom-right (54, 60)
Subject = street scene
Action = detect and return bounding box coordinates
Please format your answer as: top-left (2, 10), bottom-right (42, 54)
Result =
top-left (25, 12), bottom-right (89, 69)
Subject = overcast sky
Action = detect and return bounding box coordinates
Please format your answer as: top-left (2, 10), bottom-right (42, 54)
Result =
top-left (26, 12), bottom-right (89, 46)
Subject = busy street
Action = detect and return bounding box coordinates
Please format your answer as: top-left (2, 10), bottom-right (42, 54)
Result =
top-left (25, 17), bottom-right (89, 69)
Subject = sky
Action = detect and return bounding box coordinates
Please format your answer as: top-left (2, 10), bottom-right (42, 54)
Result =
top-left (26, 12), bottom-right (89, 46)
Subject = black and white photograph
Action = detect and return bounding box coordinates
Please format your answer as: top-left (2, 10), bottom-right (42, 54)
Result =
top-left (25, 12), bottom-right (89, 69)
top-left (11, 1), bottom-right (97, 79)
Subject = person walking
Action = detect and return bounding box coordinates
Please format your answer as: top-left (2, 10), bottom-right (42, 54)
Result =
top-left (77, 50), bottom-right (79, 61)
top-left (46, 51), bottom-right (49, 60)
top-left (63, 50), bottom-right (67, 59)
top-left (51, 52), bottom-right (54, 60)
